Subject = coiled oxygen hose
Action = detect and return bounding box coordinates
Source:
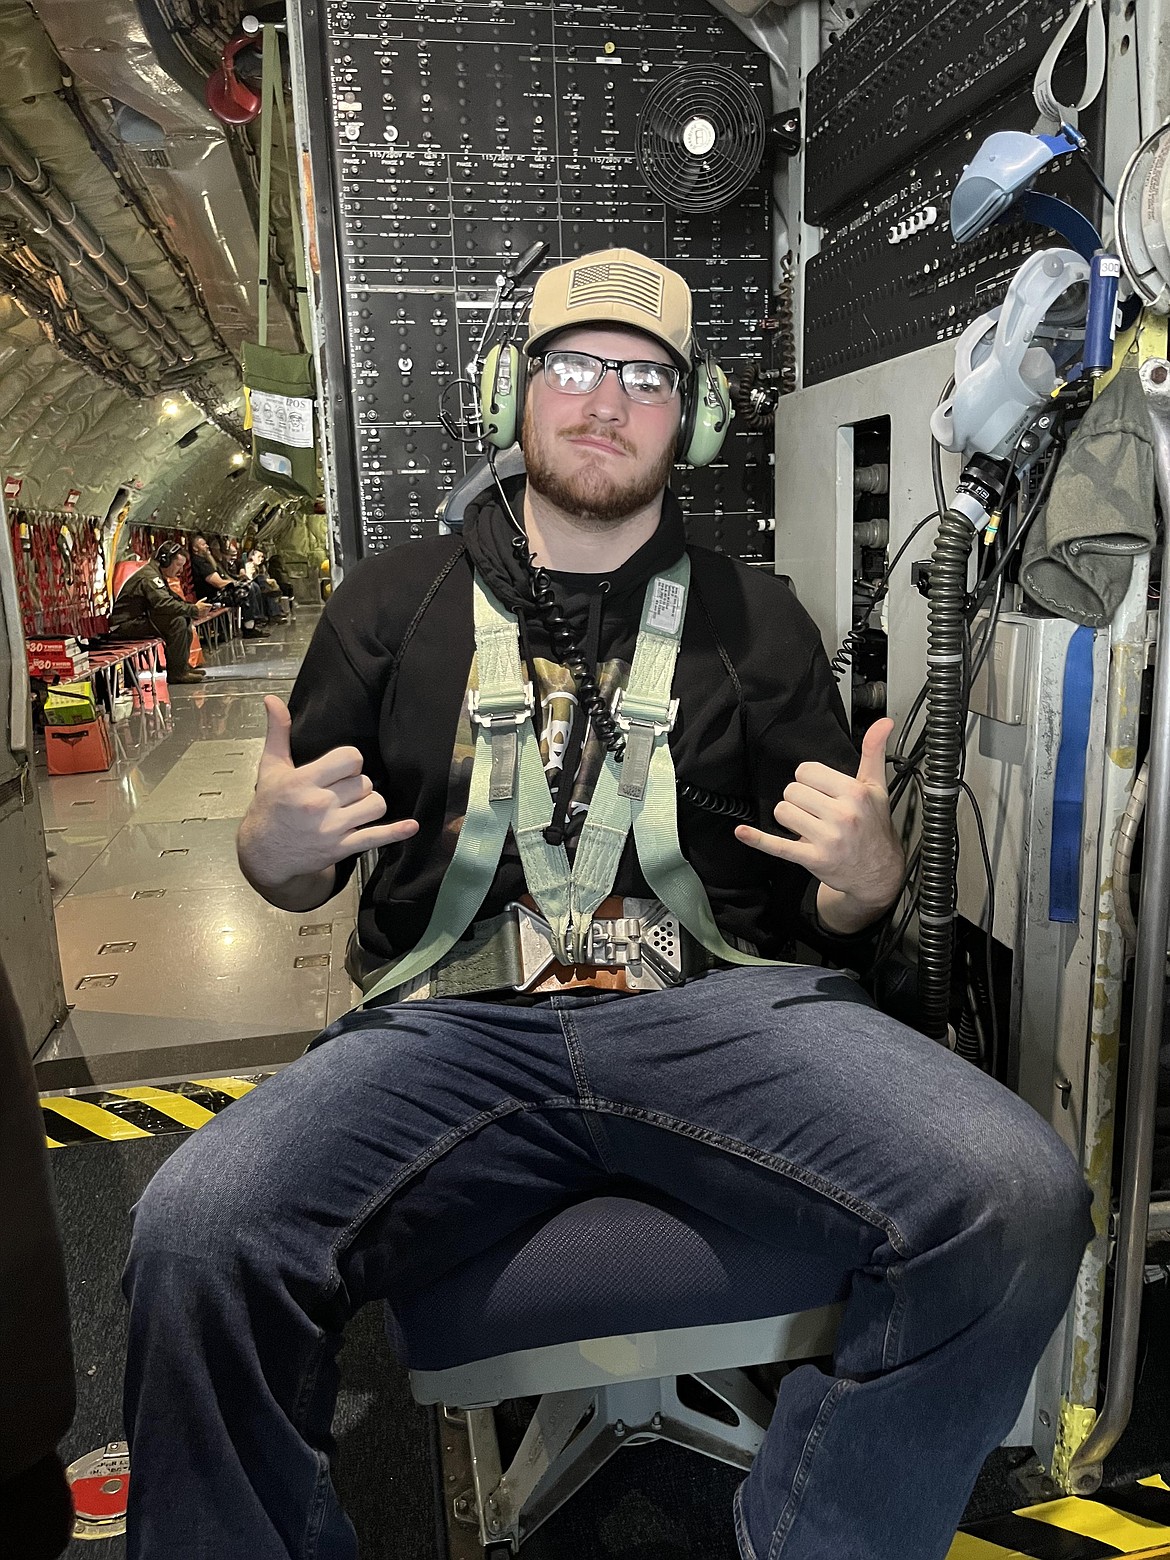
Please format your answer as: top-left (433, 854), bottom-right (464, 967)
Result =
top-left (918, 456), bottom-right (1012, 1043)
top-left (919, 509), bottom-right (976, 1041)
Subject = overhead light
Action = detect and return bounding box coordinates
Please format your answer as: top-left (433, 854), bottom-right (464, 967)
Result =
top-left (231, 451), bottom-right (248, 466)
top-left (162, 400), bottom-right (181, 417)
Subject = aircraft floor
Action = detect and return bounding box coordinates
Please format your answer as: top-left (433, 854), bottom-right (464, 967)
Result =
top-left (34, 606), bottom-right (359, 1091)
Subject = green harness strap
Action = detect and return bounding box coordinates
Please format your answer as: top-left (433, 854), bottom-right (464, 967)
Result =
top-left (571, 554), bottom-right (794, 972)
top-left (357, 556), bottom-right (795, 1009)
top-left (357, 574), bottom-right (559, 1007)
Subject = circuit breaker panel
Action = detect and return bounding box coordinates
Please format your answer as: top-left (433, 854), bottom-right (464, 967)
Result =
top-left (294, 0), bottom-right (775, 568)
top-left (801, 0), bottom-right (1100, 385)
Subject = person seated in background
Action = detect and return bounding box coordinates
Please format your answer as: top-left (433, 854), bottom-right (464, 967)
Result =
top-left (223, 536), bottom-right (272, 631)
top-left (264, 549), bottom-right (297, 615)
top-left (108, 542), bottom-right (211, 685)
top-left (163, 564), bottom-right (208, 669)
top-left (189, 534), bottom-right (268, 639)
top-left (244, 548), bottom-right (287, 622)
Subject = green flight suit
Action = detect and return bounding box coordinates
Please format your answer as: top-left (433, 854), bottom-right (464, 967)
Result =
top-left (109, 566), bottom-right (200, 677)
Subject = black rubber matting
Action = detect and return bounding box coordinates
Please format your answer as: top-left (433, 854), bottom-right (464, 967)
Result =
top-left (47, 1133), bottom-right (1170, 1559)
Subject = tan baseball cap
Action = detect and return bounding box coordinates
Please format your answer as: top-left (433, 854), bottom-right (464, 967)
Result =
top-left (525, 248), bottom-right (694, 369)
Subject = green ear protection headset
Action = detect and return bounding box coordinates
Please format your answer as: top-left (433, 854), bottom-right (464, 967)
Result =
top-left (478, 337), bottom-right (732, 469)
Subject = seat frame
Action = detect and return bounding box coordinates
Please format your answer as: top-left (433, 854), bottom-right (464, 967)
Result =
top-left (411, 1303), bottom-right (842, 1554)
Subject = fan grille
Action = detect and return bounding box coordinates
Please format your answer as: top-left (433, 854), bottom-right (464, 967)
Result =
top-left (636, 65), bottom-right (766, 214)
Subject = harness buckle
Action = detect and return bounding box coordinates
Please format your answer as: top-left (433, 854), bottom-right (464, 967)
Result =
top-left (507, 898), bottom-right (685, 992)
top-left (469, 684), bottom-right (535, 802)
top-left (467, 683), bottom-right (535, 729)
top-left (512, 902), bottom-right (559, 988)
top-left (585, 898), bottom-right (685, 990)
top-left (610, 687), bottom-right (679, 737)
top-left (611, 689), bottom-right (679, 803)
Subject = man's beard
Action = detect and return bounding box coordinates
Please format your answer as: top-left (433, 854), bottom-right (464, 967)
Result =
top-left (522, 405), bottom-right (676, 526)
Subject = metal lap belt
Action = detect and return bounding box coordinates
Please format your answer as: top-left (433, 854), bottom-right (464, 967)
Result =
top-left (356, 555), bottom-right (798, 1008)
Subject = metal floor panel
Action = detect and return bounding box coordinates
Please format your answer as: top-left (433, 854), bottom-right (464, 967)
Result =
top-left (132, 692), bottom-right (279, 771)
top-left (175, 687), bottom-right (292, 700)
top-left (33, 1010), bottom-right (320, 1082)
top-left (63, 821), bottom-right (359, 903)
top-left (129, 739), bottom-right (265, 823)
top-left (202, 658), bottom-right (304, 680)
top-left (37, 768), bottom-right (155, 830)
top-left (63, 819), bottom-right (255, 897)
top-left (194, 619), bottom-right (306, 680)
top-left (31, 608), bottom-right (351, 1080)
top-left (328, 915), bottom-right (362, 1024)
top-left (43, 824), bottom-right (121, 904)
top-left (39, 1007), bottom-right (307, 1063)
top-left (53, 887), bottom-right (347, 1038)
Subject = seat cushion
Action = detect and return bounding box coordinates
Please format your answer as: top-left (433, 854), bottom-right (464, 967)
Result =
top-left (390, 1192), bottom-right (849, 1372)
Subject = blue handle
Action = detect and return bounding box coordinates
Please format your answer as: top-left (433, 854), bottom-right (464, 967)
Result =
top-left (1084, 252), bottom-right (1121, 376)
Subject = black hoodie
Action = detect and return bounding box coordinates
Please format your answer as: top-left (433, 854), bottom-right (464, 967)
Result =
top-left (288, 482), bottom-right (865, 970)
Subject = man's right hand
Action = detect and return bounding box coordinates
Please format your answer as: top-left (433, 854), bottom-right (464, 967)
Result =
top-left (237, 696), bottom-right (419, 906)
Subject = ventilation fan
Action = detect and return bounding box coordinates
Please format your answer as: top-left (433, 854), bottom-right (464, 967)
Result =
top-left (636, 66), bottom-right (767, 214)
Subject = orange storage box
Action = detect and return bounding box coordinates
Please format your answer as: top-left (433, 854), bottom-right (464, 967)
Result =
top-left (45, 715), bottom-right (114, 776)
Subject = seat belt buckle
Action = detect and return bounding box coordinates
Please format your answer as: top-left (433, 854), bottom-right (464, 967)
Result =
top-left (469, 684), bottom-right (534, 802)
top-left (586, 898), bottom-right (685, 990)
top-left (611, 689), bottom-right (679, 802)
top-left (506, 898), bottom-right (685, 992)
top-left (610, 687), bottom-right (679, 737)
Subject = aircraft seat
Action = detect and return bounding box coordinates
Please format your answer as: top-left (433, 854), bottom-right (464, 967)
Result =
top-left (393, 1190), bottom-right (844, 1554)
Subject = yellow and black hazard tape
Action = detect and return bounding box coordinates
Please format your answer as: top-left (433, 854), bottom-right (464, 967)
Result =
top-left (948, 1473), bottom-right (1170, 1558)
top-left (40, 1076), bottom-right (272, 1147)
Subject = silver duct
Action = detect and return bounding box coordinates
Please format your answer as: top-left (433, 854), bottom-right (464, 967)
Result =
top-left (0, 121), bottom-right (198, 368)
top-left (0, 166), bottom-right (181, 387)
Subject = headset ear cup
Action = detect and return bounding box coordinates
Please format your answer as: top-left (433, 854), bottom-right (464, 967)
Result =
top-left (677, 375), bottom-right (698, 468)
top-left (680, 357), bottom-right (732, 468)
top-left (515, 356), bottom-right (528, 448)
top-left (479, 343), bottom-right (522, 449)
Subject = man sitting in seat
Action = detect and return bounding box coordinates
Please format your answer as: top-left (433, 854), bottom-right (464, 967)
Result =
top-left (108, 541), bottom-right (211, 685)
top-left (264, 548), bottom-right (296, 616)
top-left (245, 546), bottom-right (289, 622)
top-left (189, 533), bottom-right (269, 639)
top-left (123, 251), bottom-right (1093, 1560)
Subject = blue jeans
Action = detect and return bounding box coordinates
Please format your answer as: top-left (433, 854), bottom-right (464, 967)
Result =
top-left (122, 965), bottom-right (1093, 1559)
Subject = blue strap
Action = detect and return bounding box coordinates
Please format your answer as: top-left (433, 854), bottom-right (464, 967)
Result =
top-left (1011, 191), bottom-right (1101, 262)
top-left (1049, 626), bottom-right (1095, 923)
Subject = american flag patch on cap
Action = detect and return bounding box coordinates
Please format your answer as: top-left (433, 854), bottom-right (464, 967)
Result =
top-left (566, 260), bottom-right (665, 319)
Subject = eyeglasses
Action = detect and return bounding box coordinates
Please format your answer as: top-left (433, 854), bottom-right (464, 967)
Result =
top-left (532, 349), bottom-right (681, 406)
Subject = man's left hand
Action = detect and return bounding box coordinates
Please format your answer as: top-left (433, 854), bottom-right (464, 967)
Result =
top-left (735, 717), bottom-right (905, 935)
